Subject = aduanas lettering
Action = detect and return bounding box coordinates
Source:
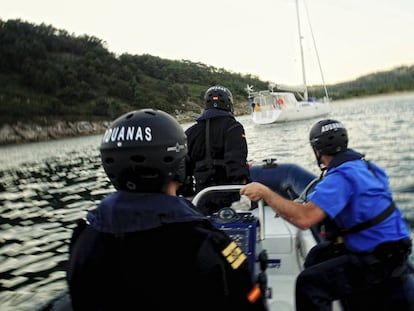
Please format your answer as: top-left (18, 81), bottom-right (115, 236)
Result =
top-left (102, 126), bottom-right (152, 143)
top-left (321, 122), bottom-right (344, 133)
top-left (212, 86), bottom-right (227, 92)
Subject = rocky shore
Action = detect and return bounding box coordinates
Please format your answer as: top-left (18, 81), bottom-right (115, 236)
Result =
top-left (0, 112), bottom-right (249, 145)
top-left (0, 120), bottom-right (110, 145)
top-left (0, 117), bottom-right (194, 146)
top-left (0, 104), bottom-right (249, 145)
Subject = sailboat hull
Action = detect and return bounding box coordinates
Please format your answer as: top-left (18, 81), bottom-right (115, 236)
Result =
top-left (250, 91), bottom-right (330, 125)
top-left (252, 101), bottom-right (330, 124)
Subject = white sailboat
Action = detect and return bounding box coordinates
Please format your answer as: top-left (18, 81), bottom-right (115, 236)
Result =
top-left (248, 0), bottom-right (330, 125)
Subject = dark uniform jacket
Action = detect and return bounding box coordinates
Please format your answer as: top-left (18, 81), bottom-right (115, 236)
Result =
top-left (67, 191), bottom-right (266, 310)
top-left (181, 109), bottom-right (250, 214)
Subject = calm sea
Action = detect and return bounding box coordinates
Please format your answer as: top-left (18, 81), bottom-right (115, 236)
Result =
top-left (1, 92), bottom-right (414, 310)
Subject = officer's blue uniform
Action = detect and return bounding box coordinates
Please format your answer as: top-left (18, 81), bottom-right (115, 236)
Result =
top-left (296, 149), bottom-right (413, 310)
top-left (308, 150), bottom-right (410, 252)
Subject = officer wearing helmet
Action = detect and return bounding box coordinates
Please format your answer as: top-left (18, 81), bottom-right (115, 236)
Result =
top-left (67, 109), bottom-right (266, 310)
top-left (241, 119), bottom-right (412, 310)
top-left (180, 85), bottom-right (251, 215)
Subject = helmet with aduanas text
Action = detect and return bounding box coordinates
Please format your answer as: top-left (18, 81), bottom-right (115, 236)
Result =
top-left (309, 119), bottom-right (348, 155)
top-left (100, 109), bottom-right (187, 193)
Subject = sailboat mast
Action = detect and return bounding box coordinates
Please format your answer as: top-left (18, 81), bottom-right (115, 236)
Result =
top-left (295, 0), bottom-right (308, 101)
top-left (303, 0), bottom-right (330, 102)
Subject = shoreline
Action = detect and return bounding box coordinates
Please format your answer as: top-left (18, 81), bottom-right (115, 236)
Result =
top-left (5, 91), bottom-right (412, 146)
top-left (0, 105), bottom-right (250, 146)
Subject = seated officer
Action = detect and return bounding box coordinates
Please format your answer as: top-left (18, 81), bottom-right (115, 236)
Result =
top-left (67, 109), bottom-right (266, 310)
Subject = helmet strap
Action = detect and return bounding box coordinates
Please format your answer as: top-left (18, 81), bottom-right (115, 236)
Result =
top-left (313, 148), bottom-right (326, 171)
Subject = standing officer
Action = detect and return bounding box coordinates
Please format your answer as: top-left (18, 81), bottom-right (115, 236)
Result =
top-left (180, 85), bottom-right (251, 215)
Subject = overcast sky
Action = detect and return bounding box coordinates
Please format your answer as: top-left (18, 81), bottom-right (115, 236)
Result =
top-left (2, 0), bottom-right (414, 85)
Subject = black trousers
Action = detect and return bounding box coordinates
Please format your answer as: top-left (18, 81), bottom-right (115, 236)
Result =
top-left (296, 252), bottom-right (414, 311)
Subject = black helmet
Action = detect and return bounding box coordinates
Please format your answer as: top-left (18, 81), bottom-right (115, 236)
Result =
top-left (309, 119), bottom-right (348, 155)
top-left (204, 85), bottom-right (234, 112)
top-left (100, 109), bottom-right (187, 193)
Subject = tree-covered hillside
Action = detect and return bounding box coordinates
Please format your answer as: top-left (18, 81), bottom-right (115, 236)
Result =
top-left (0, 18), bottom-right (413, 126)
top-left (0, 19), bottom-right (268, 125)
top-left (326, 66), bottom-right (414, 99)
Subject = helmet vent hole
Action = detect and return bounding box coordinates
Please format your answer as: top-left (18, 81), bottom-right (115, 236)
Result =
top-left (144, 110), bottom-right (156, 116)
top-left (131, 155), bottom-right (145, 163)
top-left (125, 113), bottom-right (134, 119)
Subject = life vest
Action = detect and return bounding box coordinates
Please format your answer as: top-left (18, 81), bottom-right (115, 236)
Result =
top-left (319, 149), bottom-right (396, 242)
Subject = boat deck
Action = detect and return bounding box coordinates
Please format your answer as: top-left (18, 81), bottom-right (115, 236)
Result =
top-left (250, 207), bottom-right (342, 310)
top-left (249, 208), bottom-right (303, 310)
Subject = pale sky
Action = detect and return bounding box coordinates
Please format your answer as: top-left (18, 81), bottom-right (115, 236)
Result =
top-left (2, 0), bottom-right (414, 85)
